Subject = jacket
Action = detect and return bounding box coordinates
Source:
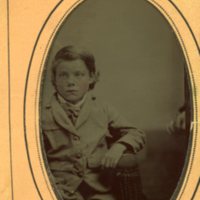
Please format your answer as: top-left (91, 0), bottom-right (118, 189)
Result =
top-left (41, 93), bottom-right (145, 196)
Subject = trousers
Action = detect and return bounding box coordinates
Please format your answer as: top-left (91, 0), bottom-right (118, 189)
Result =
top-left (57, 181), bottom-right (116, 200)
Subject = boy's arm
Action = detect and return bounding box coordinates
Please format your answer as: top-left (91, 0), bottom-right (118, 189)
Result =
top-left (101, 103), bottom-right (145, 168)
top-left (106, 103), bottom-right (145, 153)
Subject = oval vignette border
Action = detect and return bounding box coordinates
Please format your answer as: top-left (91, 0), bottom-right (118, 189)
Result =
top-left (23, 1), bottom-right (200, 200)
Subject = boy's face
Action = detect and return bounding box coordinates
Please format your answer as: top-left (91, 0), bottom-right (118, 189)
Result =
top-left (54, 59), bottom-right (94, 104)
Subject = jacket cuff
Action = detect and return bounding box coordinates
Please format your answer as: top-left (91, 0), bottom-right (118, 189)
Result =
top-left (117, 141), bottom-right (135, 153)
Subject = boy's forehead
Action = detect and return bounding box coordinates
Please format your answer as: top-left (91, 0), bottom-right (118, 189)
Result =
top-left (56, 59), bottom-right (88, 71)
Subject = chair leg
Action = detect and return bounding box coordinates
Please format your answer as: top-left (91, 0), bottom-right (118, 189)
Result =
top-left (112, 167), bottom-right (147, 200)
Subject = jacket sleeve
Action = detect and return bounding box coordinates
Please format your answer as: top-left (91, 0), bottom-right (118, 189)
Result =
top-left (105, 103), bottom-right (146, 153)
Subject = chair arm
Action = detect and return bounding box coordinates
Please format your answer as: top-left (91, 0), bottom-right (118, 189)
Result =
top-left (117, 153), bottom-right (138, 169)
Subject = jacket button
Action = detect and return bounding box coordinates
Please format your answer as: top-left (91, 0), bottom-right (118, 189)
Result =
top-left (72, 135), bottom-right (80, 141)
top-left (76, 153), bottom-right (82, 159)
top-left (69, 190), bottom-right (75, 194)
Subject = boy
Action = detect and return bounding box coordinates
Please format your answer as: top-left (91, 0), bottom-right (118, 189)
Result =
top-left (42, 45), bottom-right (145, 200)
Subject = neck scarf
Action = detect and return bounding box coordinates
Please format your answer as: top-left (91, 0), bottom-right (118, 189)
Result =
top-left (57, 93), bottom-right (86, 124)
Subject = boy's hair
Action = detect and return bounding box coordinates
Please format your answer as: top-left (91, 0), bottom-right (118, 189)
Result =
top-left (51, 45), bottom-right (98, 89)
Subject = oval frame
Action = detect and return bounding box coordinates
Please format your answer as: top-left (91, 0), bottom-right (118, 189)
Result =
top-left (24, 0), bottom-right (200, 200)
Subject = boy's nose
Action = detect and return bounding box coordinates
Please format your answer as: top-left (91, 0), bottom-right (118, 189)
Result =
top-left (67, 76), bottom-right (76, 85)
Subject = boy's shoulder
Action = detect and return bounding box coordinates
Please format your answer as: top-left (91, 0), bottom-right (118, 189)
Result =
top-left (40, 92), bottom-right (118, 126)
top-left (40, 93), bottom-right (105, 115)
top-left (89, 94), bottom-right (121, 119)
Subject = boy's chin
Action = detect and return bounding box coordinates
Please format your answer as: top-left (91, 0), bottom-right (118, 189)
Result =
top-left (65, 96), bottom-right (83, 104)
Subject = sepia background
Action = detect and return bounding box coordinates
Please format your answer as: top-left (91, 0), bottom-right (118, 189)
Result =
top-left (40, 0), bottom-right (189, 199)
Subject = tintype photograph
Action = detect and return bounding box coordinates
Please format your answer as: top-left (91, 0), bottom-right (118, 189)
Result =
top-left (39, 0), bottom-right (191, 200)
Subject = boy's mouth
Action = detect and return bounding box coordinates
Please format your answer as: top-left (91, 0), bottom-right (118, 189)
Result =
top-left (66, 89), bottom-right (79, 93)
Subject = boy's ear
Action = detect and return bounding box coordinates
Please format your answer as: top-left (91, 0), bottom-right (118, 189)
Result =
top-left (91, 71), bottom-right (100, 83)
top-left (89, 73), bottom-right (95, 84)
top-left (89, 71), bottom-right (100, 90)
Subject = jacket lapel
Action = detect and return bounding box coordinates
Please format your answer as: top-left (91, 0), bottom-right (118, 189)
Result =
top-left (75, 94), bottom-right (92, 129)
top-left (50, 95), bottom-right (78, 135)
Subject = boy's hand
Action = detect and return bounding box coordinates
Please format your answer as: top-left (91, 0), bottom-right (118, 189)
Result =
top-left (101, 143), bottom-right (126, 169)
